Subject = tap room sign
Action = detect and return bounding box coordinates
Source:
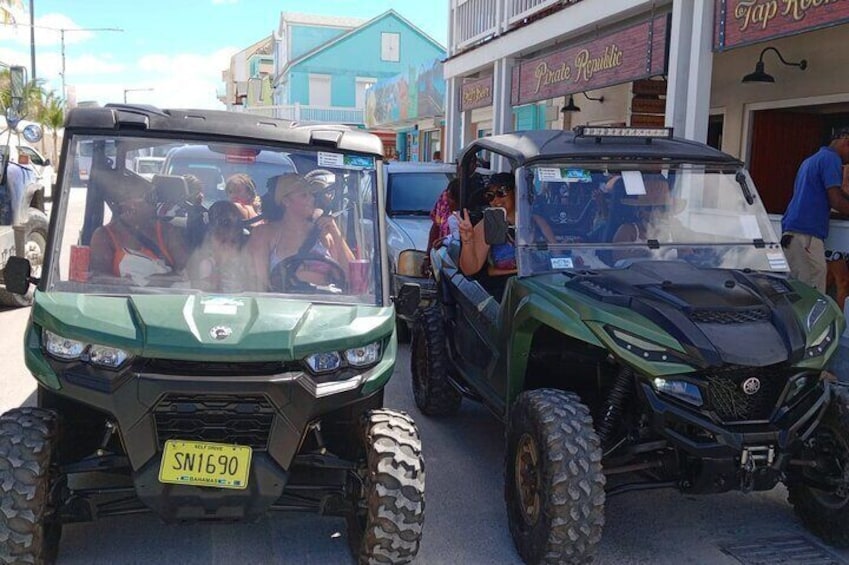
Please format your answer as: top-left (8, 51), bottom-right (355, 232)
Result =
top-left (460, 76), bottom-right (494, 112)
top-left (510, 14), bottom-right (670, 107)
top-left (715, 0), bottom-right (849, 51)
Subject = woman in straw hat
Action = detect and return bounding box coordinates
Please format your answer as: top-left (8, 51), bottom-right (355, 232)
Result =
top-left (246, 172), bottom-right (354, 292)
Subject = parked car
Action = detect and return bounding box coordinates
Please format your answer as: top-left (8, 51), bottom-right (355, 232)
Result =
top-left (385, 161), bottom-right (455, 338)
top-left (0, 143), bottom-right (56, 200)
top-left (133, 155), bottom-right (165, 180)
top-left (162, 144), bottom-right (297, 206)
top-left (404, 127), bottom-right (849, 563)
top-left (0, 105), bottom-right (425, 564)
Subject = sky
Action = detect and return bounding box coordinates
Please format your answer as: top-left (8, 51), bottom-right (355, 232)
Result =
top-left (0, 0), bottom-right (448, 110)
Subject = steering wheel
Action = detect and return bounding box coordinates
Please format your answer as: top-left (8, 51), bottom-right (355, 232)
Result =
top-left (270, 253), bottom-right (348, 294)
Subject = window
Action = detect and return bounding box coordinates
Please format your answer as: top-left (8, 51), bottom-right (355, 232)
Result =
top-left (355, 78), bottom-right (377, 109)
top-left (381, 32), bottom-right (400, 62)
top-left (308, 74), bottom-right (331, 107)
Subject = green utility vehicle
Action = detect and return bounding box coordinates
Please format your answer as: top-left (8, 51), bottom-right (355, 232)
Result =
top-left (0, 65), bottom-right (49, 307)
top-left (0, 105), bottom-right (424, 564)
top-left (405, 127), bottom-right (849, 563)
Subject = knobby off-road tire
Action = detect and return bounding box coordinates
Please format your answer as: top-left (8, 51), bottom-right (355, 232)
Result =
top-left (0, 407), bottom-right (62, 565)
top-left (347, 409), bottom-right (425, 565)
top-left (410, 305), bottom-right (461, 416)
top-left (395, 318), bottom-right (411, 344)
top-left (0, 208), bottom-right (48, 308)
top-left (505, 389), bottom-right (606, 564)
top-left (787, 392), bottom-right (849, 547)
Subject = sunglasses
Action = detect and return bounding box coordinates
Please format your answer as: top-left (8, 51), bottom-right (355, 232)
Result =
top-left (484, 187), bottom-right (512, 203)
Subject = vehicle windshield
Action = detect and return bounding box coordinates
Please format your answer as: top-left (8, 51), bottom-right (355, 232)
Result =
top-left (49, 134), bottom-right (382, 304)
top-left (515, 163), bottom-right (786, 276)
top-left (136, 158), bottom-right (164, 175)
top-left (387, 171), bottom-right (453, 215)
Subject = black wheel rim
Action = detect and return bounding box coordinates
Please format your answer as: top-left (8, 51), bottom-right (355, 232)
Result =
top-left (515, 432), bottom-right (541, 527)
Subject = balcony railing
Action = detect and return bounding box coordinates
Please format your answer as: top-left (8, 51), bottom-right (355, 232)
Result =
top-left (241, 104), bottom-right (364, 125)
top-left (453, 0), bottom-right (582, 54)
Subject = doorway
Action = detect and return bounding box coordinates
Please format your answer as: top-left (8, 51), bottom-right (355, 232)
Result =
top-left (749, 105), bottom-right (849, 214)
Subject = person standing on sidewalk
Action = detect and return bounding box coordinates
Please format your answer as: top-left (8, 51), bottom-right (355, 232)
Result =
top-left (781, 128), bottom-right (849, 293)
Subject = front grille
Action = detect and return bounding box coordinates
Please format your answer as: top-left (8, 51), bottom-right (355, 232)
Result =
top-left (690, 307), bottom-right (770, 324)
top-left (153, 394), bottom-right (276, 449)
top-left (702, 366), bottom-right (788, 422)
top-left (141, 359), bottom-right (299, 376)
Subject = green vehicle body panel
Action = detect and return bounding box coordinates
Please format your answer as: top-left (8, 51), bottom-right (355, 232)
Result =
top-left (24, 291), bottom-right (396, 391)
top-left (488, 274), bottom-right (843, 412)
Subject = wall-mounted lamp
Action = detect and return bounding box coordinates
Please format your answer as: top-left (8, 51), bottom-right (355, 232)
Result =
top-left (560, 92), bottom-right (605, 113)
top-left (742, 46), bottom-right (807, 84)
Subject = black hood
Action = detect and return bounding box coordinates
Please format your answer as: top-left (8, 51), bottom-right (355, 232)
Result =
top-left (567, 261), bottom-right (806, 368)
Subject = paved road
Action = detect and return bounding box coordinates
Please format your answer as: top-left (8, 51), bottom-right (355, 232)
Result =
top-left (1, 303), bottom-right (848, 564)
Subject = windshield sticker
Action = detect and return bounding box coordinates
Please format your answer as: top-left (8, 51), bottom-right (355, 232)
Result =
top-left (344, 155), bottom-right (375, 169)
top-left (739, 215), bottom-right (762, 239)
top-left (551, 257), bottom-right (574, 270)
top-left (318, 152), bottom-right (345, 168)
top-left (767, 252), bottom-right (789, 271)
top-left (564, 169), bottom-right (592, 183)
top-left (622, 171), bottom-right (646, 195)
top-left (537, 167), bottom-right (562, 181)
top-left (201, 297), bottom-right (244, 316)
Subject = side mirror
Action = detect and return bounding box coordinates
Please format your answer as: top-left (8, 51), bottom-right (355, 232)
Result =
top-left (397, 249), bottom-right (428, 277)
top-left (395, 283), bottom-right (421, 318)
top-left (483, 206), bottom-right (508, 245)
top-left (43, 158), bottom-right (51, 167)
top-left (3, 257), bottom-right (32, 295)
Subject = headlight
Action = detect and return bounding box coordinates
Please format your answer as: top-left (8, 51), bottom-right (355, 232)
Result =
top-left (88, 344), bottom-right (130, 369)
top-left (43, 329), bottom-right (131, 369)
top-left (606, 327), bottom-right (684, 363)
top-left (305, 351), bottom-right (342, 374)
top-left (805, 322), bottom-right (835, 359)
top-left (43, 330), bottom-right (86, 360)
top-left (345, 342), bottom-right (381, 367)
top-left (652, 378), bottom-right (704, 407)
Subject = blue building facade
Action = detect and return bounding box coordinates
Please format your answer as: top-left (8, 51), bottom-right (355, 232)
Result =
top-left (271, 10), bottom-right (444, 131)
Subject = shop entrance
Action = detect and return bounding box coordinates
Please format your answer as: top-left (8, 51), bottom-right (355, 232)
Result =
top-left (749, 106), bottom-right (849, 214)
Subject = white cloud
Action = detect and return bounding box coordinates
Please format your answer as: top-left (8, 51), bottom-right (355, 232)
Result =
top-left (2, 12), bottom-right (98, 47)
top-left (69, 47), bottom-right (238, 110)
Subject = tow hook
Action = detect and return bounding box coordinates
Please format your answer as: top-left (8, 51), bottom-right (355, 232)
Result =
top-left (740, 446), bottom-right (775, 492)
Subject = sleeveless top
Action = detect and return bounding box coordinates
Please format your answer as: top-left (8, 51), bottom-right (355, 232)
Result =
top-left (488, 227), bottom-right (516, 271)
top-left (104, 222), bottom-right (174, 278)
top-left (269, 225), bottom-right (336, 277)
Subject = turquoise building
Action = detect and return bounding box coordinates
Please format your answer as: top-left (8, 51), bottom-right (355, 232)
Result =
top-left (268, 10), bottom-right (445, 134)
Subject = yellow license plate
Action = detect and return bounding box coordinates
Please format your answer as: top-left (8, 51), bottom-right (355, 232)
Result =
top-left (159, 440), bottom-right (252, 490)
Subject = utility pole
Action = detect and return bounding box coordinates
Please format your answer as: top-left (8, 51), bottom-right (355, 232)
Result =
top-left (59, 27), bottom-right (123, 104)
top-left (29, 0), bottom-right (35, 79)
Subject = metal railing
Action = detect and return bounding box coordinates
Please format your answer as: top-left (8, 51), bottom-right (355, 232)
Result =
top-left (241, 104), bottom-right (364, 124)
top-left (506, 0), bottom-right (563, 25)
top-left (453, 0), bottom-right (582, 54)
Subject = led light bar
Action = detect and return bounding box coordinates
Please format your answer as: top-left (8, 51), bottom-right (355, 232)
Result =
top-left (575, 126), bottom-right (673, 139)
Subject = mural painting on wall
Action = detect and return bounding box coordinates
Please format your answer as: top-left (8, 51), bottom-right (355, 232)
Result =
top-left (510, 14), bottom-right (670, 106)
top-left (714, 0), bottom-right (849, 51)
top-left (364, 59), bottom-right (445, 128)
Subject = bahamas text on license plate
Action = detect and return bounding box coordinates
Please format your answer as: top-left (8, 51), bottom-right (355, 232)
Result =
top-left (159, 440), bottom-right (251, 489)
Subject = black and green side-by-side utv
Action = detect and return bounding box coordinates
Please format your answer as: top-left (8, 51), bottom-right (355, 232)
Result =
top-left (404, 127), bottom-right (849, 564)
top-left (0, 105), bottom-right (424, 564)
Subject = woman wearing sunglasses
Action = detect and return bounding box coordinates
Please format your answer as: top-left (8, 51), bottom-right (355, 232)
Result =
top-left (456, 173), bottom-right (555, 300)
